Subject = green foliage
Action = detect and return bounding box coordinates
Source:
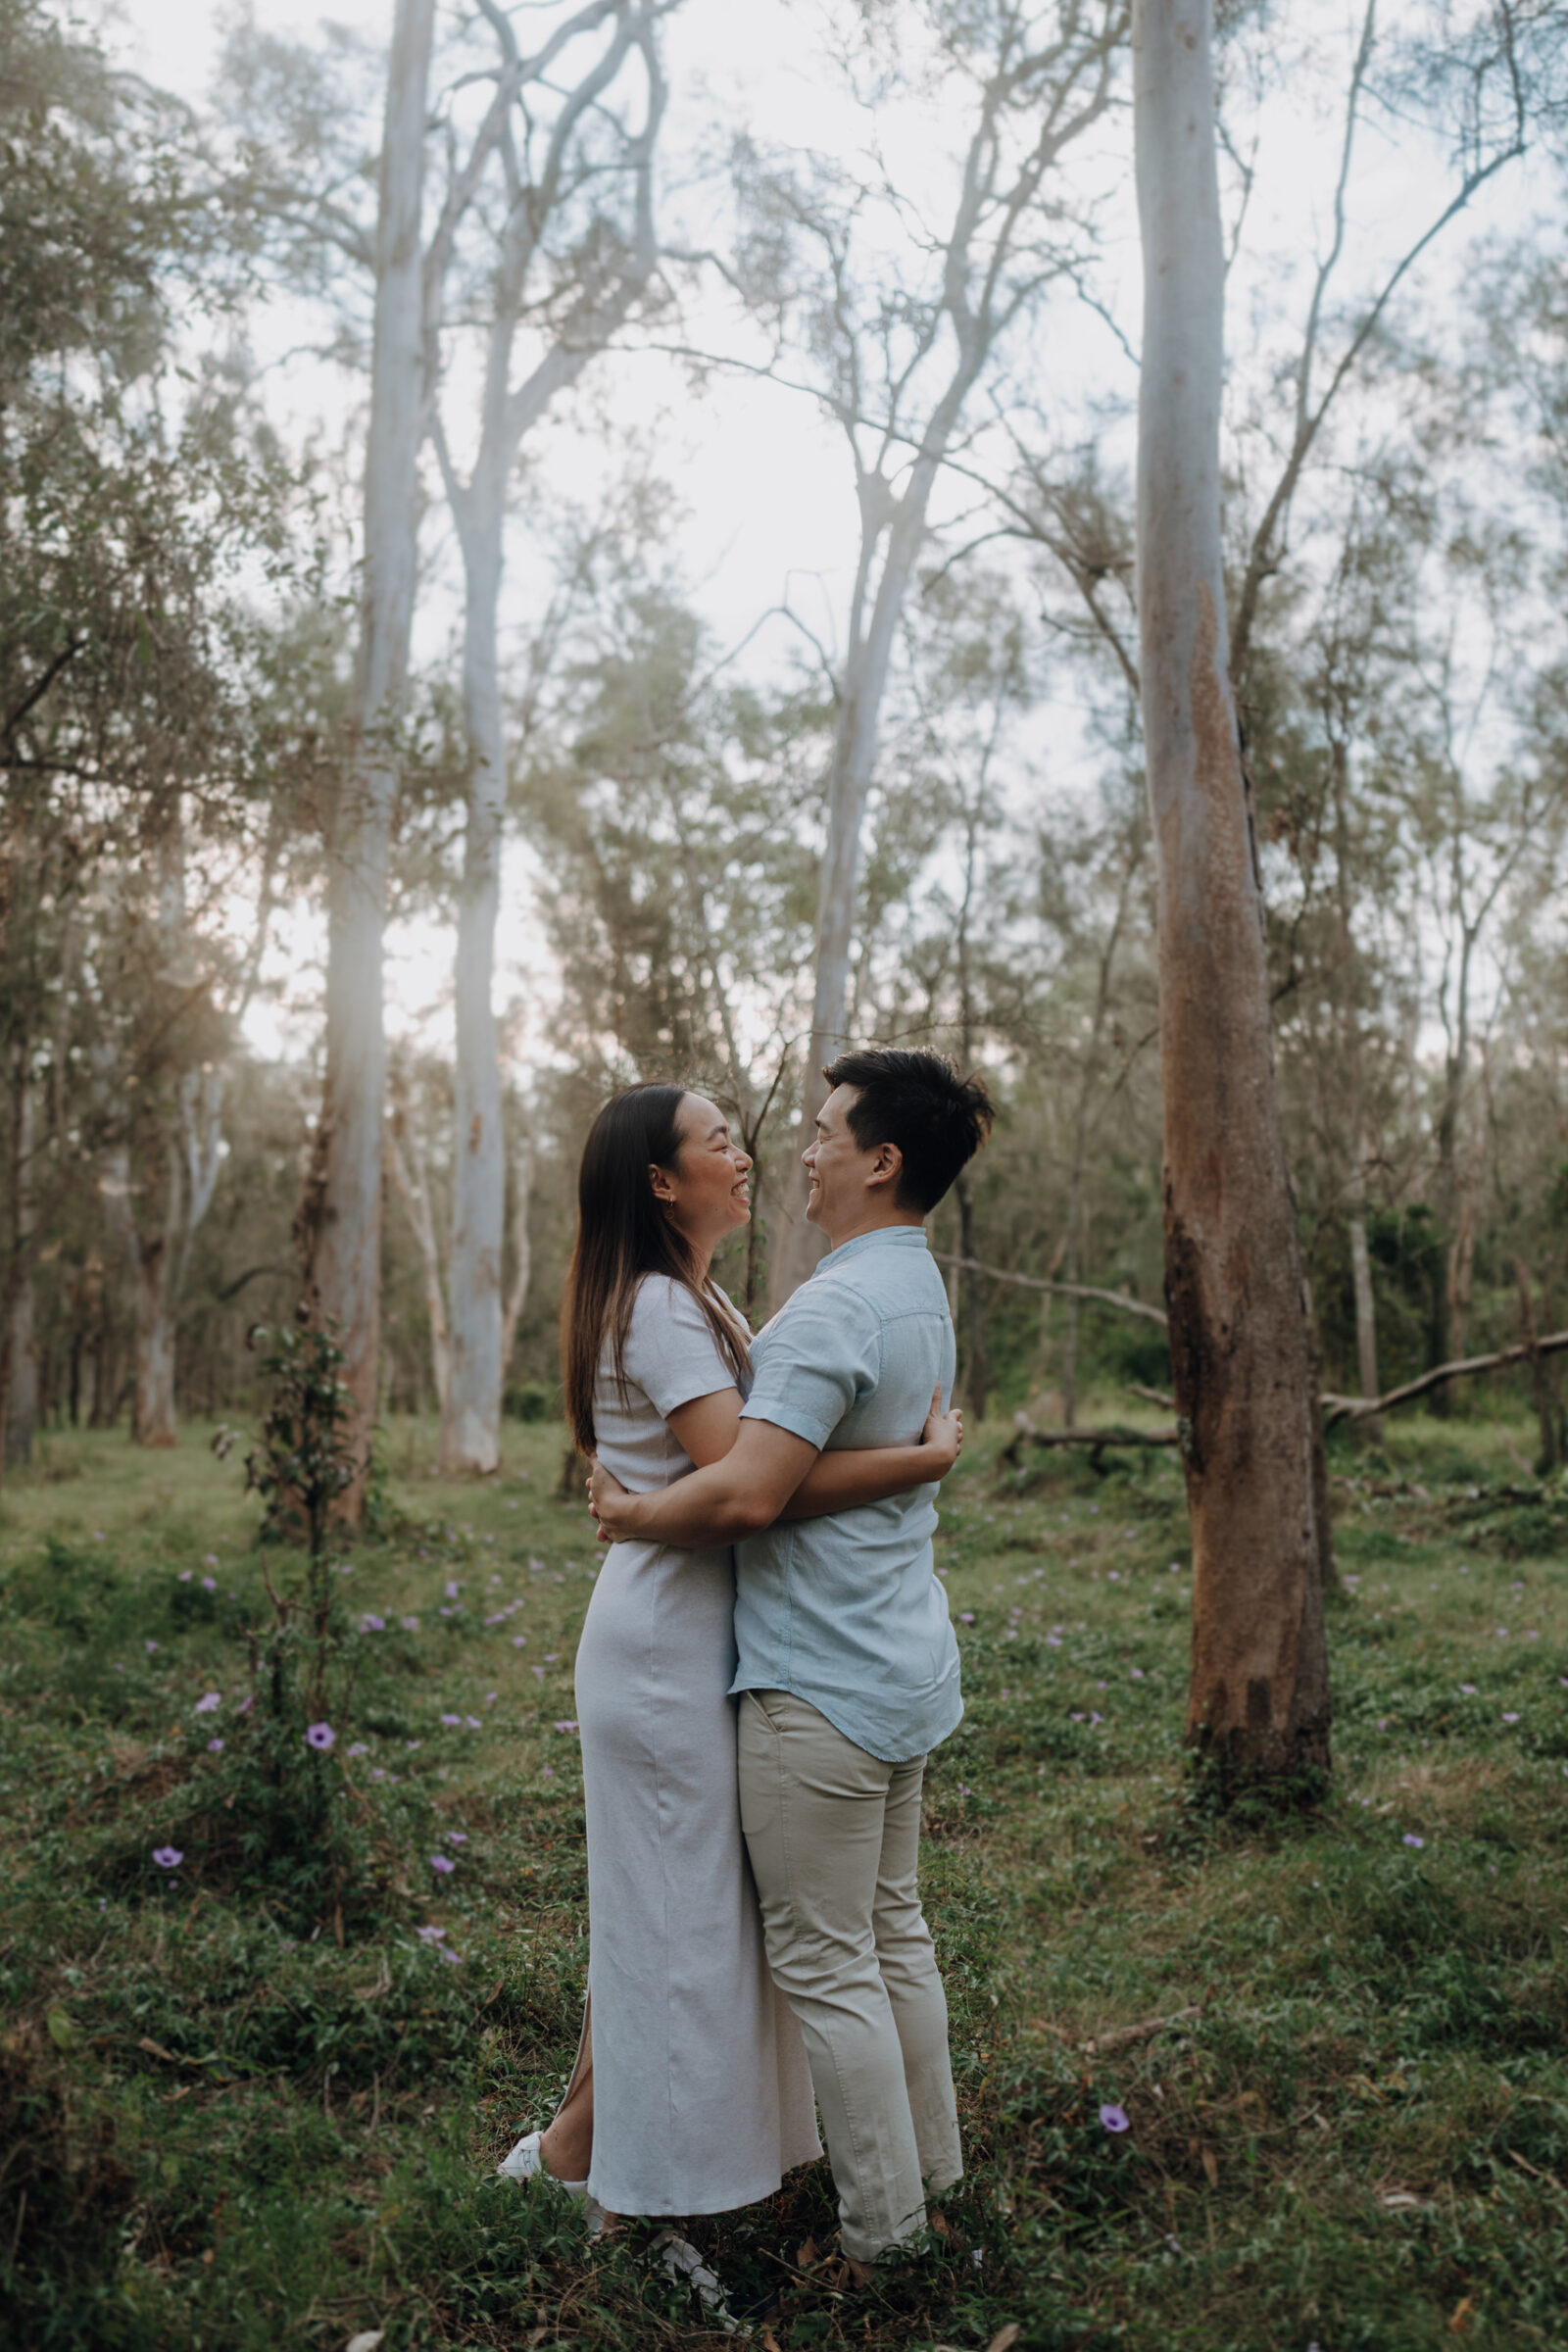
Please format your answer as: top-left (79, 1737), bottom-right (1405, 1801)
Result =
top-left (227, 1313), bottom-right (358, 1561)
top-left (7, 1416), bottom-right (1568, 2350)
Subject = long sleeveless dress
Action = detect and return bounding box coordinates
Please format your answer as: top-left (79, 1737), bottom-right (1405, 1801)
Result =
top-left (573, 1273), bottom-right (820, 2217)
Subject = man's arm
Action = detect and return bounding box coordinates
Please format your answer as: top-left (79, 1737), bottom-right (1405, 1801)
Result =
top-left (589, 1418), bottom-right (819, 1546)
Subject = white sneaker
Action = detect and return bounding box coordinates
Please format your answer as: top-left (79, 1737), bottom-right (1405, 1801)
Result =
top-left (497, 2130), bottom-right (586, 2195)
top-left (496, 2131), bottom-right (609, 2235)
top-left (652, 2230), bottom-right (750, 2336)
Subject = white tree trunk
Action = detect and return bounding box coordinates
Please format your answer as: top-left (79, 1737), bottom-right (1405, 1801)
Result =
top-left (445, 504), bottom-right (507, 1472)
top-left (434, 2), bottom-right (664, 1465)
top-left (500, 1126), bottom-right (533, 1376)
top-left (1135, 0), bottom-right (1330, 1779)
top-left (770, 474), bottom-right (957, 1306)
top-left (386, 1105), bottom-right (453, 1420)
top-left (301, 0), bottom-right (436, 1512)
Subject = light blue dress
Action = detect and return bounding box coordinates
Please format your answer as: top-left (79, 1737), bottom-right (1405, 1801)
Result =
top-left (573, 1275), bottom-right (820, 2216)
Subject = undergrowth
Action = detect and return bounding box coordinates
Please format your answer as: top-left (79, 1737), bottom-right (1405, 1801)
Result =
top-left (2, 1408), bottom-right (1567, 2349)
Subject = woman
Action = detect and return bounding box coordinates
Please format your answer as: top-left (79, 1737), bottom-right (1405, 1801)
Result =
top-left (500, 1083), bottom-right (961, 2226)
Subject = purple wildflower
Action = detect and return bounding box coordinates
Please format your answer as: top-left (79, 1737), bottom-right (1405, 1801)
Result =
top-left (403, 1615), bottom-right (420, 1632)
top-left (430, 1854), bottom-right (456, 1875)
top-left (346, 1741), bottom-right (368, 1757)
top-left (446, 1831), bottom-right (468, 1844)
top-left (1402, 1834), bottom-right (1425, 1849)
top-left (440, 1712), bottom-right (461, 1727)
top-left (201, 1576), bottom-right (217, 1592)
top-left (152, 1846), bottom-right (183, 1869)
top-left (361, 1613), bottom-right (385, 1633)
top-left (416, 1925), bottom-right (448, 1941)
top-left (1502, 1711), bottom-right (1521, 1725)
top-left (207, 1738), bottom-right (224, 1754)
top-left (1100, 2104), bottom-right (1130, 2133)
top-left (194, 1692), bottom-right (220, 1714)
top-left (145, 1640), bottom-right (160, 1654)
top-left (178, 1569), bottom-right (193, 1583)
top-left (305, 1722), bottom-right (335, 1751)
top-left (554, 1720), bottom-right (579, 1736)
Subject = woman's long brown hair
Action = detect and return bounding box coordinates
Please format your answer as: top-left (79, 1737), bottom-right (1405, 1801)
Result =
top-left (561, 1085), bottom-right (750, 1455)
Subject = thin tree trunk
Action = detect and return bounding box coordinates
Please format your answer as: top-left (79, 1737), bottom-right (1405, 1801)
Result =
top-left (1346, 1130), bottom-right (1383, 1442)
top-left (955, 1169), bottom-right (988, 1419)
top-left (299, 0), bottom-right (436, 1514)
top-left (4, 1058), bottom-right (36, 1469)
top-left (1134, 0), bottom-right (1330, 1781)
top-left (1429, 918), bottom-right (1473, 1412)
top-left (499, 1126), bottom-right (533, 1377)
top-left (1330, 732), bottom-right (1382, 1441)
top-left (386, 1112), bottom-right (453, 1418)
top-left (771, 502), bottom-right (937, 1306)
top-left (1060, 833), bottom-right (1143, 1430)
top-left (1515, 1258), bottom-right (1561, 1474)
top-left (446, 511), bottom-right (506, 1473)
top-left (133, 1223), bottom-right (178, 1448)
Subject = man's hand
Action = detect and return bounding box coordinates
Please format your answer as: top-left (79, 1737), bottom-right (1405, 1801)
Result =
top-left (920, 1384), bottom-right (963, 1478)
top-left (587, 1458), bottom-right (640, 1544)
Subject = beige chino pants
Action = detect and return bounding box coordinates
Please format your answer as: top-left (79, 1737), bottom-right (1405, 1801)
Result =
top-left (737, 1688), bottom-right (962, 2262)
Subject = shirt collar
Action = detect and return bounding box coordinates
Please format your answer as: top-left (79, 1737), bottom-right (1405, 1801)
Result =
top-left (812, 1224), bottom-right (930, 1275)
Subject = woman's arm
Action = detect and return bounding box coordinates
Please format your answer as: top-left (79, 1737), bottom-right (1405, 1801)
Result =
top-left (779, 1389), bottom-right (962, 1520)
top-left (589, 1388), bottom-right (962, 1548)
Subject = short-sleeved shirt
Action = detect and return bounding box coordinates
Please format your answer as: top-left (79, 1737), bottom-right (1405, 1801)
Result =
top-left (592, 1275), bottom-right (750, 1494)
top-left (730, 1225), bottom-right (961, 1763)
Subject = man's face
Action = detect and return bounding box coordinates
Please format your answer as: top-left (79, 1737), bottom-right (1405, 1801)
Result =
top-left (803, 1085), bottom-right (895, 1236)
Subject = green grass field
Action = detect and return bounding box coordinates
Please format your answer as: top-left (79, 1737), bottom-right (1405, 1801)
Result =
top-left (4, 1406), bottom-right (1568, 2351)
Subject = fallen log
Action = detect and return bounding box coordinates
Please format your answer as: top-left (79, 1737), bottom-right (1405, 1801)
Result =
top-left (1000, 1420), bottom-right (1179, 1470)
top-left (1322, 1331), bottom-right (1568, 1426)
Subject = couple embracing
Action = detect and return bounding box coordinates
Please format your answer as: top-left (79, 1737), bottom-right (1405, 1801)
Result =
top-left (500, 1047), bottom-right (995, 2287)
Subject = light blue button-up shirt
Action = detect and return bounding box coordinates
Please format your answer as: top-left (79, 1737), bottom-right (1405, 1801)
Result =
top-left (731, 1225), bottom-right (961, 1763)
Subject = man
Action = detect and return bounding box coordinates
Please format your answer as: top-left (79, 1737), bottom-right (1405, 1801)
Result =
top-left (589, 1046), bottom-right (996, 2273)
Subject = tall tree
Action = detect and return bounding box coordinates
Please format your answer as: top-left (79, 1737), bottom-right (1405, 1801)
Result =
top-left (297, 0), bottom-right (436, 1510)
top-left (1134, 0), bottom-right (1329, 1780)
top-left (749, 0), bottom-right (1126, 1304)
top-left (428, 0), bottom-right (671, 1472)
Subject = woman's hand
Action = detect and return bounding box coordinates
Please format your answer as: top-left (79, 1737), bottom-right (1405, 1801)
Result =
top-left (920, 1385), bottom-right (963, 1478)
top-left (587, 1457), bottom-right (639, 1544)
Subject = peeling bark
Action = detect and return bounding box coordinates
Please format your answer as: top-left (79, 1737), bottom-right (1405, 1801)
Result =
top-left (1134, 0), bottom-right (1329, 1781)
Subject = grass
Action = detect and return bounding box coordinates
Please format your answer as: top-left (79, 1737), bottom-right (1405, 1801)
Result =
top-left (4, 1403), bottom-right (1568, 2350)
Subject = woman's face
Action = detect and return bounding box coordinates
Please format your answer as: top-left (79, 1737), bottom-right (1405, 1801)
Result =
top-left (652, 1094), bottom-right (752, 1254)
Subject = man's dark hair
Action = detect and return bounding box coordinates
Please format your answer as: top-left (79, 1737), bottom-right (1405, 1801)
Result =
top-left (821, 1048), bottom-right (996, 1213)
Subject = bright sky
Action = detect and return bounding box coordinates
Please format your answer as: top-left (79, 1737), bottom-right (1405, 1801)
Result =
top-left (106, 0), bottom-right (1542, 1082)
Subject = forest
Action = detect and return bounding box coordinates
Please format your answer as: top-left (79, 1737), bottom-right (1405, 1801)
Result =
top-left (6, 0), bottom-right (1568, 2346)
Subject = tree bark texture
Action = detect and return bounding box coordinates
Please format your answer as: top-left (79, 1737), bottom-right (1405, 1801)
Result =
top-left (1134, 0), bottom-right (1329, 1778)
top-left (300, 0), bottom-right (436, 1510)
